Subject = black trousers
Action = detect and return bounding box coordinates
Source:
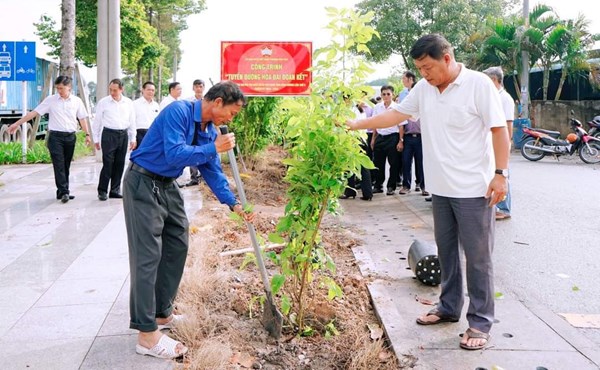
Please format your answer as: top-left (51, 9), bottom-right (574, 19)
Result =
top-left (373, 133), bottom-right (400, 190)
top-left (47, 131), bottom-right (76, 198)
top-left (366, 132), bottom-right (376, 183)
top-left (402, 134), bottom-right (425, 190)
top-left (98, 128), bottom-right (128, 194)
top-left (345, 140), bottom-right (373, 198)
top-left (135, 129), bottom-right (148, 150)
top-left (122, 166), bottom-right (189, 332)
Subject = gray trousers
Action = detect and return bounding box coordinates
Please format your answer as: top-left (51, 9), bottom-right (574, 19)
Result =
top-left (122, 167), bottom-right (189, 332)
top-left (432, 195), bottom-right (495, 333)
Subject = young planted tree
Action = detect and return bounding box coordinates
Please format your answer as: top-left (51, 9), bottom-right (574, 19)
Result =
top-left (269, 7), bottom-right (376, 334)
top-left (230, 97), bottom-right (281, 167)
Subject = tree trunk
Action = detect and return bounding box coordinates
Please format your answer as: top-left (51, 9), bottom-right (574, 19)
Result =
top-left (59, 0), bottom-right (76, 77)
top-left (554, 67), bottom-right (568, 101)
top-left (542, 63), bottom-right (550, 101)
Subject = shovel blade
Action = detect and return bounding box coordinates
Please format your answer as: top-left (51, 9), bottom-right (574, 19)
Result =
top-left (262, 291), bottom-right (284, 339)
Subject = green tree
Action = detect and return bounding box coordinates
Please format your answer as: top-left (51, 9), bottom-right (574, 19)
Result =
top-left (355, 0), bottom-right (517, 70)
top-left (553, 15), bottom-right (599, 100)
top-left (272, 7), bottom-right (376, 334)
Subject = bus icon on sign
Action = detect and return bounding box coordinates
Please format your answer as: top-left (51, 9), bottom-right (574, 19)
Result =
top-left (0, 51), bottom-right (11, 78)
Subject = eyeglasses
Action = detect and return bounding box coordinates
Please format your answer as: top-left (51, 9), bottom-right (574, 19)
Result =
top-left (381, 93), bottom-right (392, 96)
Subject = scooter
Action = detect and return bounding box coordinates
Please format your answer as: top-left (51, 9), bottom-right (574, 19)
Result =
top-left (520, 111), bottom-right (600, 164)
top-left (587, 115), bottom-right (600, 139)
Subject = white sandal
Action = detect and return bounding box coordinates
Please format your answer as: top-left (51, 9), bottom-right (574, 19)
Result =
top-left (136, 334), bottom-right (188, 359)
top-left (157, 314), bottom-right (185, 330)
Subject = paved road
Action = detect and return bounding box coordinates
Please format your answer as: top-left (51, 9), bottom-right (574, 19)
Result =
top-left (341, 151), bottom-right (600, 369)
top-left (495, 153), bottom-right (600, 348)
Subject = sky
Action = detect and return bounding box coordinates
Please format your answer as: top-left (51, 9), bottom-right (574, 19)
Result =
top-left (0, 0), bottom-right (599, 95)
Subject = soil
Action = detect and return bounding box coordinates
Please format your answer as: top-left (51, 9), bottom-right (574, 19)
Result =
top-left (171, 146), bottom-right (410, 370)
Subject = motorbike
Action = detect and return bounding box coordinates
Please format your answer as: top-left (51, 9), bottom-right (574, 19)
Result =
top-left (520, 110), bottom-right (600, 164)
top-left (587, 115), bottom-right (600, 139)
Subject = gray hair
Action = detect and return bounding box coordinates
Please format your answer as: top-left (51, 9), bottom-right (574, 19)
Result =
top-left (483, 66), bottom-right (504, 84)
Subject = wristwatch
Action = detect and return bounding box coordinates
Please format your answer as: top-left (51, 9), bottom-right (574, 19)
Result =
top-left (495, 169), bottom-right (509, 178)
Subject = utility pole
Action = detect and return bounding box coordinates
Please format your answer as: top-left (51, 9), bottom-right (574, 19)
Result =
top-left (520, 0), bottom-right (530, 119)
top-left (97, 0), bottom-right (121, 101)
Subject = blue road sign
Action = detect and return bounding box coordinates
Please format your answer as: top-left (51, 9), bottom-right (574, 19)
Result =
top-left (0, 41), bottom-right (36, 82)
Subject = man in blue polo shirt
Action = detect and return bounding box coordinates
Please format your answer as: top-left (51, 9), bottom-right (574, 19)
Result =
top-left (123, 81), bottom-right (254, 359)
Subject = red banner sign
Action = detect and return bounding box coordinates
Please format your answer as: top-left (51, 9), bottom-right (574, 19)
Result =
top-left (221, 41), bottom-right (312, 96)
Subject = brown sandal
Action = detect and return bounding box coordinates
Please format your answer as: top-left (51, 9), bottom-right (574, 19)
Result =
top-left (416, 308), bottom-right (459, 325)
top-left (459, 328), bottom-right (490, 350)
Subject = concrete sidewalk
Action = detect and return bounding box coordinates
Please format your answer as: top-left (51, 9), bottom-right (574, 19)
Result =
top-left (340, 189), bottom-right (600, 369)
top-left (0, 157), bottom-right (201, 370)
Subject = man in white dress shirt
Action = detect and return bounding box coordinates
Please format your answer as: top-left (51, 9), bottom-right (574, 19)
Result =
top-left (158, 82), bottom-right (182, 111)
top-left (184, 79), bottom-right (205, 186)
top-left (8, 75), bottom-right (90, 203)
top-left (92, 78), bottom-right (136, 201)
top-left (133, 81), bottom-right (159, 148)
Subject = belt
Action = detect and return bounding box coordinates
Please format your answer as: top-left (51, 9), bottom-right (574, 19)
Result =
top-left (406, 133), bottom-right (421, 137)
top-left (103, 127), bottom-right (128, 133)
top-left (49, 130), bottom-right (76, 136)
top-left (130, 163), bottom-right (175, 183)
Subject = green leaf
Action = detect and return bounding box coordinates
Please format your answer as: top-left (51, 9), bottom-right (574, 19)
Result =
top-left (271, 274), bottom-right (286, 295)
top-left (494, 292), bottom-right (504, 299)
top-left (281, 294), bottom-right (292, 315)
top-left (268, 232), bottom-right (285, 244)
top-left (572, 285), bottom-right (580, 291)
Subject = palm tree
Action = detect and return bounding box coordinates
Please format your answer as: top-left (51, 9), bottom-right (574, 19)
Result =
top-left (554, 15), bottom-right (597, 100)
top-left (526, 4), bottom-right (560, 101)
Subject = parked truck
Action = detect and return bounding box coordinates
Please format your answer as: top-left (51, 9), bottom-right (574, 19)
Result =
top-left (0, 57), bottom-right (84, 144)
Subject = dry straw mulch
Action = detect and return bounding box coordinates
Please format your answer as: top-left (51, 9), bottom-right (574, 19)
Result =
top-left (170, 146), bottom-right (406, 369)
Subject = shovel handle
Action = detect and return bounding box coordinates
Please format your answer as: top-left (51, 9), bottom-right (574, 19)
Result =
top-left (220, 125), bottom-right (272, 293)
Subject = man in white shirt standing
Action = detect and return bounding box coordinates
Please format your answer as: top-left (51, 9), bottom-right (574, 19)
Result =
top-left (184, 79), bottom-right (205, 186)
top-left (8, 75), bottom-right (90, 203)
top-left (371, 85), bottom-right (404, 196)
top-left (483, 66), bottom-right (514, 220)
top-left (348, 34), bottom-right (510, 351)
top-left (158, 82), bottom-right (182, 111)
top-left (93, 78), bottom-right (136, 201)
top-left (133, 81), bottom-right (159, 149)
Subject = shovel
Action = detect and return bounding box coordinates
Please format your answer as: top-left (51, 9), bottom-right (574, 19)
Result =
top-left (220, 125), bottom-right (283, 339)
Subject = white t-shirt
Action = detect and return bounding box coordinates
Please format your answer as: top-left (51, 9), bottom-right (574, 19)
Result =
top-left (35, 94), bottom-right (88, 132)
top-left (373, 101), bottom-right (404, 135)
top-left (499, 88), bottom-right (515, 122)
top-left (133, 97), bottom-right (159, 130)
top-left (394, 64), bottom-right (506, 198)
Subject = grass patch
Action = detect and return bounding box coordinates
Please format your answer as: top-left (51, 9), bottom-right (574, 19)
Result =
top-left (0, 132), bottom-right (93, 164)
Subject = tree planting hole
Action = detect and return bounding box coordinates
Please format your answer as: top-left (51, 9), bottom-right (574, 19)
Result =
top-left (536, 367), bottom-right (548, 370)
top-left (502, 333), bottom-right (514, 338)
top-left (386, 239), bottom-right (391, 242)
top-left (405, 267), bottom-right (411, 270)
top-left (399, 257), bottom-right (406, 260)
top-left (475, 368), bottom-right (488, 370)
top-left (382, 235), bottom-right (388, 238)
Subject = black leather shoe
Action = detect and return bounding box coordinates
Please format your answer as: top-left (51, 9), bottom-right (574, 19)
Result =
top-left (98, 192), bottom-right (108, 201)
top-left (386, 188), bottom-right (395, 195)
top-left (61, 194), bottom-right (70, 203)
top-left (425, 196), bottom-right (432, 202)
top-left (360, 196), bottom-right (372, 201)
top-left (185, 180), bottom-right (199, 187)
top-left (57, 194), bottom-right (75, 200)
top-left (373, 187), bottom-right (383, 194)
top-left (109, 192), bottom-right (123, 199)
